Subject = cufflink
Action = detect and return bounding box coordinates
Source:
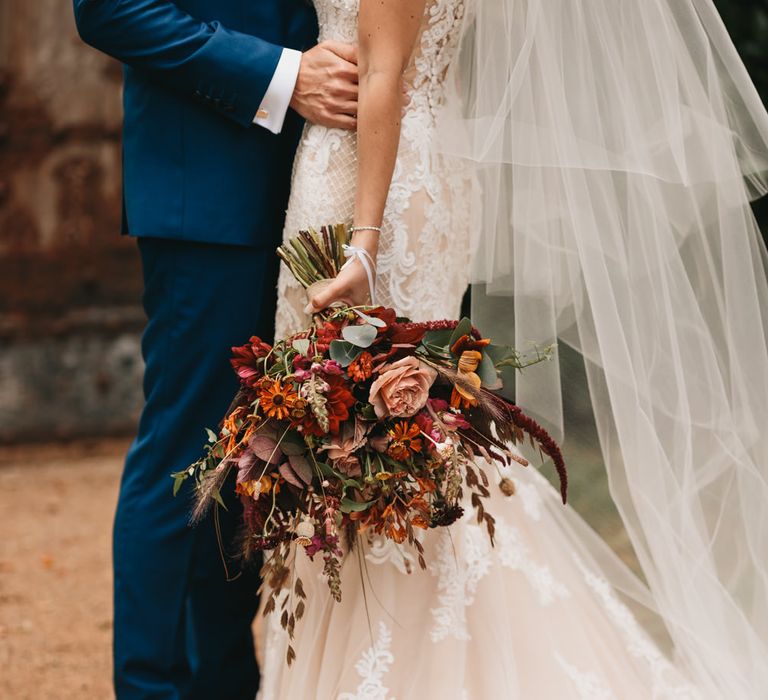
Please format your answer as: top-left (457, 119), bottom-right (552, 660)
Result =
top-left (256, 109), bottom-right (270, 119)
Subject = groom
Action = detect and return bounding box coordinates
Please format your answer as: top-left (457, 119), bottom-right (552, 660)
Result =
top-left (72, 1), bottom-right (358, 697)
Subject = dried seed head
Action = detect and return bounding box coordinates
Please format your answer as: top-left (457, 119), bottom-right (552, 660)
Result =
top-left (499, 477), bottom-right (516, 497)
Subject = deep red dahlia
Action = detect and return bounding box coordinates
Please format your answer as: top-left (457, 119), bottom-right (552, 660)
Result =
top-left (301, 373), bottom-right (356, 436)
top-left (230, 336), bottom-right (273, 387)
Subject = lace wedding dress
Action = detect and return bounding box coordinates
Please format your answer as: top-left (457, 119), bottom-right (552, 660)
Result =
top-left (263, 0), bottom-right (704, 697)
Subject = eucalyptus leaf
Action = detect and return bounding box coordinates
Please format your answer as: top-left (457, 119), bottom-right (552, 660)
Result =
top-left (422, 328), bottom-right (453, 349)
top-left (329, 339), bottom-right (364, 367)
top-left (421, 342), bottom-right (453, 360)
top-left (292, 338), bottom-right (310, 356)
top-left (477, 352), bottom-right (502, 389)
top-left (342, 323), bottom-right (378, 348)
top-left (352, 309), bottom-right (387, 328)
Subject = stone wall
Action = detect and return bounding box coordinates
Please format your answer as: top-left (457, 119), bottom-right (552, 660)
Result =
top-left (0, 1), bottom-right (144, 442)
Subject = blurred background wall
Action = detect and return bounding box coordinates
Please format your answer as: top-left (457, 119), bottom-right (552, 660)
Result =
top-left (0, 0), bottom-right (766, 443)
top-left (0, 1), bottom-right (144, 442)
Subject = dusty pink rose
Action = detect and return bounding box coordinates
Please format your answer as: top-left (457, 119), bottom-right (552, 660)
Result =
top-left (368, 356), bottom-right (437, 418)
top-left (321, 418), bottom-right (367, 476)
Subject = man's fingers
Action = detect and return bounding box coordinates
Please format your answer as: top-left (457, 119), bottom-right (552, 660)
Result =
top-left (326, 114), bottom-right (357, 131)
top-left (336, 100), bottom-right (358, 115)
top-left (334, 63), bottom-right (359, 84)
top-left (323, 40), bottom-right (358, 65)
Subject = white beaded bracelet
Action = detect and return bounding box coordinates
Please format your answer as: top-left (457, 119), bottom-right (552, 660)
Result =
top-left (349, 225), bottom-right (382, 235)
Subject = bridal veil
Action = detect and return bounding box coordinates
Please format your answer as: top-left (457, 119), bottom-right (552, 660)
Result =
top-left (438, 1), bottom-right (768, 697)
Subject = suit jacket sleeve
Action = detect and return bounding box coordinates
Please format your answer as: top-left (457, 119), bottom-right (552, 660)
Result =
top-left (73, 0), bottom-right (284, 128)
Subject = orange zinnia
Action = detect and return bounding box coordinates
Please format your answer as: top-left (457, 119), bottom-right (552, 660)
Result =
top-left (258, 379), bottom-right (297, 421)
top-left (386, 421), bottom-right (422, 461)
top-left (348, 351), bottom-right (374, 382)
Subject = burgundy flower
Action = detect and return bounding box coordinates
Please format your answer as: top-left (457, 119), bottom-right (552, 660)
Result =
top-left (230, 336), bottom-right (273, 387)
top-left (316, 321), bottom-right (342, 353)
top-left (441, 410), bottom-right (471, 430)
top-left (413, 410), bottom-right (434, 436)
top-left (428, 398), bottom-right (450, 412)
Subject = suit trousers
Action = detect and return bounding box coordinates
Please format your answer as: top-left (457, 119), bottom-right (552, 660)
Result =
top-left (114, 237), bottom-right (279, 699)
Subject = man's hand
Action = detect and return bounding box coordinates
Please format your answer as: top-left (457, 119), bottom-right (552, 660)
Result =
top-left (290, 41), bottom-right (358, 130)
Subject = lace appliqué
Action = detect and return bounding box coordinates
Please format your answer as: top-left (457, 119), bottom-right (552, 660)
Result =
top-left (429, 513), bottom-right (570, 641)
top-left (365, 531), bottom-right (424, 575)
top-left (572, 555), bottom-right (702, 700)
top-left (517, 480), bottom-right (544, 521)
top-left (554, 652), bottom-right (617, 700)
top-left (495, 521), bottom-right (571, 606)
top-left (338, 622), bottom-right (395, 700)
top-left (429, 523), bottom-right (494, 642)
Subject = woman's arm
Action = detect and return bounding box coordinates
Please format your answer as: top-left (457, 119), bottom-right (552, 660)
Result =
top-left (307, 0), bottom-right (425, 311)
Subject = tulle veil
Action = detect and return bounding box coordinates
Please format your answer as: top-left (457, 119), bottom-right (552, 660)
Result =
top-left (436, 0), bottom-right (768, 697)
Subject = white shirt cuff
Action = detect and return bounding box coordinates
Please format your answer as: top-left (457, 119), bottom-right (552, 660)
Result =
top-left (252, 48), bottom-right (302, 135)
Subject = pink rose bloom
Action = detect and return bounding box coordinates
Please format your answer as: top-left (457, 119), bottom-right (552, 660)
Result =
top-left (321, 418), bottom-right (367, 476)
top-left (368, 356), bottom-right (438, 418)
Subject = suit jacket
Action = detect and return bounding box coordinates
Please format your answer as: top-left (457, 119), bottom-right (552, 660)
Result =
top-left (73, 0), bottom-right (318, 247)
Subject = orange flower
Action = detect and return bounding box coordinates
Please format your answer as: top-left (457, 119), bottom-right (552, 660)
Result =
top-left (450, 335), bottom-right (490, 410)
top-left (450, 334), bottom-right (491, 356)
top-left (348, 351), bottom-right (374, 382)
top-left (222, 406), bottom-right (247, 452)
top-left (289, 396), bottom-right (309, 420)
top-left (235, 474), bottom-right (273, 500)
top-left (450, 371), bottom-right (482, 409)
top-left (258, 379), bottom-right (298, 421)
top-left (386, 421), bottom-right (422, 461)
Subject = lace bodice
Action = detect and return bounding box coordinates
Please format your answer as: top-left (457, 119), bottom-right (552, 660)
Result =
top-left (314, 0), bottom-right (358, 43)
top-left (275, 0), bottom-right (473, 337)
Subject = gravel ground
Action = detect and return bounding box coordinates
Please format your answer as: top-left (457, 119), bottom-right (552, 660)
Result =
top-left (0, 439), bottom-right (126, 700)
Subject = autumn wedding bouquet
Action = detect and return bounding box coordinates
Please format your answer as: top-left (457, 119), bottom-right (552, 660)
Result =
top-left (172, 224), bottom-right (567, 662)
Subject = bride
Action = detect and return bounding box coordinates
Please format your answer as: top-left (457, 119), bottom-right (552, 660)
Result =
top-left (261, 0), bottom-right (768, 697)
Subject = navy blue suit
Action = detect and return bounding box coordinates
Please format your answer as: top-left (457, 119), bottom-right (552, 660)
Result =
top-left (73, 2), bottom-right (317, 697)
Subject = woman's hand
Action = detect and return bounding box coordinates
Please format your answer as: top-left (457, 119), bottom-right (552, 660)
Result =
top-left (304, 230), bottom-right (380, 313)
top-left (304, 258), bottom-right (374, 313)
